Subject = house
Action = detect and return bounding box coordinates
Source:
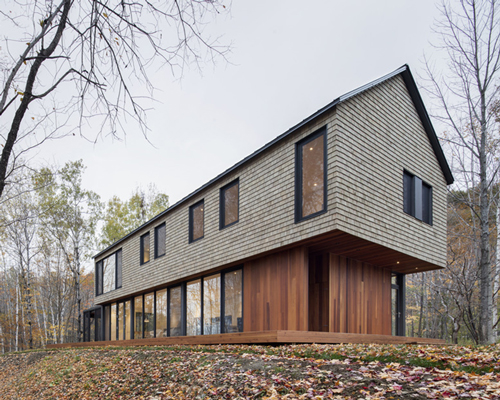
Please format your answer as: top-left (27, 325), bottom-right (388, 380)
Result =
top-left (75, 65), bottom-right (453, 346)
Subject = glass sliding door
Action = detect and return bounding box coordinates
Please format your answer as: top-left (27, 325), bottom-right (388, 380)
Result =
top-left (169, 286), bottom-right (182, 336)
top-left (125, 300), bottom-right (131, 340)
top-left (144, 292), bottom-right (155, 338)
top-left (156, 289), bottom-right (167, 337)
top-left (134, 296), bottom-right (143, 339)
top-left (224, 269), bottom-right (243, 333)
top-left (203, 274), bottom-right (221, 335)
top-left (186, 280), bottom-right (201, 336)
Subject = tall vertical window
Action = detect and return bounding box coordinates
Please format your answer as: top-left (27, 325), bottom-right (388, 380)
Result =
top-left (125, 300), bottom-right (131, 340)
top-left (134, 296), bottom-right (143, 339)
top-left (403, 170), bottom-right (432, 225)
top-left (186, 279), bottom-right (202, 335)
top-left (95, 249), bottom-right (122, 296)
top-left (111, 303), bottom-right (117, 341)
top-left (156, 289), bottom-right (167, 337)
top-left (296, 127), bottom-right (327, 222)
top-left (118, 302), bottom-right (124, 340)
top-left (224, 269), bottom-right (243, 333)
top-left (144, 292), bottom-right (155, 338)
top-left (104, 305), bottom-right (111, 341)
top-left (140, 232), bottom-right (150, 264)
top-left (169, 286), bottom-right (182, 337)
top-left (189, 201), bottom-right (204, 243)
top-left (203, 274), bottom-right (221, 335)
top-left (220, 180), bottom-right (239, 229)
top-left (155, 223), bottom-right (166, 258)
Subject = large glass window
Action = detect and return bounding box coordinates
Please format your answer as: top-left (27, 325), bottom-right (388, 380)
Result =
top-left (220, 180), bottom-right (239, 229)
top-left (102, 254), bottom-right (116, 294)
top-left (186, 279), bottom-right (202, 335)
top-left (96, 249), bottom-right (121, 295)
top-left (125, 300), bottom-right (131, 340)
top-left (141, 232), bottom-right (150, 264)
top-left (296, 128), bottom-right (326, 221)
top-left (111, 303), bottom-right (117, 341)
top-left (134, 296), bottom-right (143, 339)
top-left (169, 286), bottom-right (182, 337)
top-left (155, 223), bottom-right (166, 258)
top-left (118, 302), bottom-right (124, 340)
top-left (203, 274), bottom-right (221, 335)
top-left (144, 292), bottom-right (155, 338)
top-left (224, 269), bottom-right (243, 333)
top-left (189, 201), bottom-right (204, 242)
top-left (156, 289), bottom-right (167, 337)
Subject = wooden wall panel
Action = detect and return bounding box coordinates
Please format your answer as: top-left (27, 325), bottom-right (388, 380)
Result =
top-left (330, 254), bottom-right (391, 335)
top-left (243, 247), bottom-right (308, 332)
top-left (308, 253), bottom-right (329, 332)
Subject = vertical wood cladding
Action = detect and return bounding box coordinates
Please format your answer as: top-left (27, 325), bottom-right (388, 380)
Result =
top-left (329, 254), bottom-right (391, 335)
top-left (243, 247), bottom-right (308, 331)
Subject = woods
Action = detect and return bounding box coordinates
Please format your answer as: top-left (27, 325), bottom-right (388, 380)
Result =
top-left (0, 162), bottom-right (168, 352)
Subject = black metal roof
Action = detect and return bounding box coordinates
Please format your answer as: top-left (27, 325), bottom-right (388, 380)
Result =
top-left (94, 64), bottom-right (454, 259)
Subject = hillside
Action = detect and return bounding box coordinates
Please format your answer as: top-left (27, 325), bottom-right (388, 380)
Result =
top-left (0, 344), bottom-right (499, 399)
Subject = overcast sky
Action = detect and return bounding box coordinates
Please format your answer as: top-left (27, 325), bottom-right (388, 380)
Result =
top-left (35, 0), bottom-right (444, 206)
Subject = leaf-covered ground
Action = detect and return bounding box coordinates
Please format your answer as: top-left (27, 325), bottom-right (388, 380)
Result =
top-left (0, 343), bottom-right (499, 399)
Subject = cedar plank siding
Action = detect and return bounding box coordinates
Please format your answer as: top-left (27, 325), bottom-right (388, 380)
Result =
top-left (95, 73), bottom-right (446, 306)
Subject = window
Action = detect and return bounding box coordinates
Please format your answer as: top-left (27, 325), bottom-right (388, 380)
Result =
top-left (134, 296), bottom-right (143, 339)
top-left (144, 292), bottom-right (155, 338)
top-left (118, 302), bottom-right (124, 340)
top-left (111, 303), bottom-right (117, 341)
top-left (125, 300), bottom-right (131, 340)
top-left (220, 180), bottom-right (239, 229)
top-left (189, 200), bottom-right (204, 243)
top-left (155, 223), bottom-right (166, 258)
top-left (96, 249), bottom-right (122, 296)
top-left (186, 279), bottom-right (202, 335)
top-left (156, 289), bottom-right (167, 337)
top-left (224, 269), bottom-right (243, 333)
top-left (403, 170), bottom-right (432, 225)
top-left (295, 127), bottom-right (327, 222)
top-left (169, 286), bottom-right (182, 337)
top-left (140, 232), bottom-right (150, 264)
top-left (203, 274), bottom-right (221, 334)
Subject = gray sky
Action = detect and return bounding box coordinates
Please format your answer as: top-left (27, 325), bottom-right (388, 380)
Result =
top-left (36, 0), bottom-right (444, 205)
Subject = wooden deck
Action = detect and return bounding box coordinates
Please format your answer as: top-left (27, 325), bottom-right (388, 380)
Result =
top-left (46, 330), bottom-right (445, 349)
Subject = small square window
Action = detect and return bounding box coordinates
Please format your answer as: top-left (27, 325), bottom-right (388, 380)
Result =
top-left (295, 127), bottom-right (327, 222)
top-left (403, 170), bottom-right (432, 225)
top-left (189, 200), bottom-right (204, 243)
top-left (155, 223), bottom-right (166, 258)
top-left (140, 232), bottom-right (150, 264)
top-left (220, 179), bottom-right (239, 229)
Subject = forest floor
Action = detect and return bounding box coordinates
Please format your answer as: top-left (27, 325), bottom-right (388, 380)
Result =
top-left (0, 343), bottom-right (499, 399)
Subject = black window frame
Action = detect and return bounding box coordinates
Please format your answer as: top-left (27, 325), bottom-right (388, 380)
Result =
top-left (295, 126), bottom-right (328, 223)
top-left (140, 232), bottom-right (150, 265)
top-left (403, 170), bottom-right (433, 225)
top-left (154, 223), bottom-right (166, 259)
top-left (219, 179), bottom-right (240, 230)
top-left (189, 199), bottom-right (205, 243)
top-left (95, 248), bottom-right (122, 296)
top-left (99, 264), bottom-right (243, 341)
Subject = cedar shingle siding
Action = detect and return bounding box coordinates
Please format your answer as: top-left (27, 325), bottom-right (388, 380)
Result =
top-left (94, 73), bottom-right (447, 305)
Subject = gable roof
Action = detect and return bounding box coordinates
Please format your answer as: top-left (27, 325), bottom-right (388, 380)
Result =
top-left (94, 64), bottom-right (453, 259)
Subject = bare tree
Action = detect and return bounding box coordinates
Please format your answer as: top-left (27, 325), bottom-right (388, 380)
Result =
top-left (425, 0), bottom-right (500, 344)
top-left (0, 0), bottom-right (228, 199)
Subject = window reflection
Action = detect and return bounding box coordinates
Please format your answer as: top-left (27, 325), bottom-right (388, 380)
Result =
top-left (103, 254), bottom-right (116, 293)
top-left (134, 296), bottom-right (143, 339)
top-left (156, 289), bottom-right (167, 337)
top-left (144, 292), bottom-right (155, 338)
top-left (111, 303), bottom-right (117, 341)
top-left (186, 280), bottom-right (201, 335)
top-left (169, 286), bottom-right (182, 336)
top-left (125, 300), bottom-right (131, 340)
top-left (118, 302), bottom-right (124, 340)
top-left (224, 270), bottom-right (243, 333)
top-left (191, 202), bottom-right (204, 241)
top-left (203, 274), bottom-right (221, 335)
top-left (222, 182), bottom-right (239, 227)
